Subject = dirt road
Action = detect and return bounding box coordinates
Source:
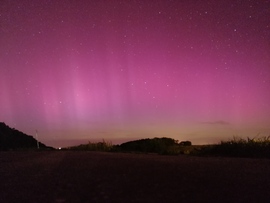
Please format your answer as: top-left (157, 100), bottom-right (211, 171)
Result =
top-left (1, 151), bottom-right (270, 202)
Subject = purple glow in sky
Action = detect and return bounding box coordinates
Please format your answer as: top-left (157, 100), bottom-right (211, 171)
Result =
top-left (1, 0), bottom-right (270, 147)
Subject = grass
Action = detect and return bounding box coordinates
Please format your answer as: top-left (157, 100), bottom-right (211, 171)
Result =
top-left (66, 139), bottom-right (113, 152)
top-left (65, 136), bottom-right (270, 158)
top-left (197, 136), bottom-right (270, 158)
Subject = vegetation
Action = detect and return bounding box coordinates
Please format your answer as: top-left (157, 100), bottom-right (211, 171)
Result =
top-left (67, 137), bottom-right (193, 155)
top-left (197, 136), bottom-right (270, 158)
top-left (119, 137), bottom-right (179, 155)
top-left (179, 141), bottom-right (192, 146)
top-left (67, 136), bottom-right (270, 158)
top-left (67, 139), bottom-right (113, 152)
top-left (2, 121), bottom-right (269, 158)
top-left (0, 122), bottom-right (53, 150)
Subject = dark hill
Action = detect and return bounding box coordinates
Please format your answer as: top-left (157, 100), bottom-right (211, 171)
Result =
top-left (0, 122), bottom-right (52, 150)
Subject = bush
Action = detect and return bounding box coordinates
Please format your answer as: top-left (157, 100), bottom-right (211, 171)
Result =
top-left (68, 139), bottom-right (113, 151)
top-left (200, 136), bottom-right (270, 158)
top-left (119, 137), bottom-right (180, 154)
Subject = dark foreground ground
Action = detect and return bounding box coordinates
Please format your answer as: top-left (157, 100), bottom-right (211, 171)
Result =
top-left (1, 151), bottom-right (270, 203)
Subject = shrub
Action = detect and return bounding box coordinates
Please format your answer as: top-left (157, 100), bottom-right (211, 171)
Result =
top-left (119, 137), bottom-right (180, 154)
top-left (200, 136), bottom-right (270, 158)
top-left (68, 139), bottom-right (113, 151)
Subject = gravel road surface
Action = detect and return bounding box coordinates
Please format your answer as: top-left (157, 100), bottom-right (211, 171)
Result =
top-left (1, 151), bottom-right (270, 202)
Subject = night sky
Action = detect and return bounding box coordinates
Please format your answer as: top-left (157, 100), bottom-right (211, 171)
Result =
top-left (1, 0), bottom-right (270, 147)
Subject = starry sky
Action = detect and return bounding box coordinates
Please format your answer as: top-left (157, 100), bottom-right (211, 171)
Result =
top-left (1, 0), bottom-right (270, 147)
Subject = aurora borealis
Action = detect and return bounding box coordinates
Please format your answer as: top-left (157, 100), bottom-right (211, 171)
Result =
top-left (1, 0), bottom-right (270, 147)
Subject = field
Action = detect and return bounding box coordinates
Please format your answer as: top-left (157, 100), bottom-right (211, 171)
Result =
top-left (1, 151), bottom-right (270, 202)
